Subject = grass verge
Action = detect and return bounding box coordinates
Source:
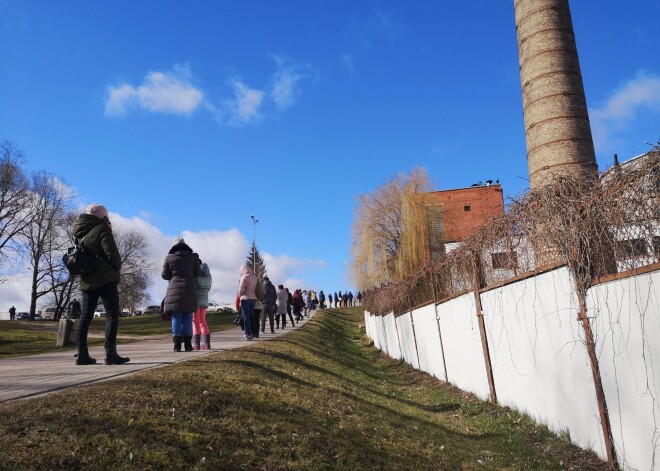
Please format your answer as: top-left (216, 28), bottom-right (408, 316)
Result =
top-left (0, 313), bottom-right (235, 358)
top-left (0, 308), bottom-right (607, 470)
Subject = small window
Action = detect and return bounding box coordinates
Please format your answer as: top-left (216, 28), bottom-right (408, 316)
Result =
top-left (464, 205), bottom-right (471, 212)
top-left (616, 238), bottom-right (648, 258)
top-left (491, 252), bottom-right (518, 269)
top-left (653, 236), bottom-right (660, 256)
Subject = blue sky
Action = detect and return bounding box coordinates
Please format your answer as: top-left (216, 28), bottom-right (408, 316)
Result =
top-left (1, 1), bottom-right (659, 310)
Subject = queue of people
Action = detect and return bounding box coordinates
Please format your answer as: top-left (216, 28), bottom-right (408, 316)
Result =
top-left (69, 202), bottom-right (362, 364)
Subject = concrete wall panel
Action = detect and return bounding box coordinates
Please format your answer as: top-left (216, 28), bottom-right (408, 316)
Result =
top-left (588, 270), bottom-right (660, 471)
top-left (438, 293), bottom-right (490, 401)
top-left (412, 304), bottom-right (446, 381)
top-left (396, 312), bottom-right (419, 369)
top-left (481, 266), bottom-right (604, 458)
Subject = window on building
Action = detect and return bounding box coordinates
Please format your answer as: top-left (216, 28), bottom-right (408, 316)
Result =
top-left (464, 205), bottom-right (471, 212)
top-left (616, 238), bottom-right (648, 258)
top-left (491, 252), bottom-right (518, 269)
top-left (653, 236), bottom-right (660, 256)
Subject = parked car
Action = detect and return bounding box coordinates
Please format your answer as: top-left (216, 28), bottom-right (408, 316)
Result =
top-left (16, 312), bottom-right (30, 320)
top-left (132, 310), bottom-right (143, 316)
top-left (206, 302), bottom-right (222, 313)
top-left (94, 310), bottom-right (106, 318)
top-left (42, 307), bottom-right (57, 319)
top-left (143, 305), bottom-right (161, 314)
top-left (34, 315), bottom-right (44, 321)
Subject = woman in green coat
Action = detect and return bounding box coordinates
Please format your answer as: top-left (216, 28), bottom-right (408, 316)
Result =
top-left (72, 203), bottom-right (129, 366)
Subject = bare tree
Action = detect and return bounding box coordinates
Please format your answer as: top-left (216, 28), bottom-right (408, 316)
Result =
top-left (0, 140), bottom-right (33, 268)
top-left (114, 227), bottom-right (154, 314)
top-left (351, 167), bottom-right (431, 289)
top-left (45, 211), bottom-right (79, 320)
top-left (23, 172), bottom-right (74, 319)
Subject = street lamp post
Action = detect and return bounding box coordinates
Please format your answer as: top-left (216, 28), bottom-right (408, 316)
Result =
top-left (250, 215), bottom-right (259, 275)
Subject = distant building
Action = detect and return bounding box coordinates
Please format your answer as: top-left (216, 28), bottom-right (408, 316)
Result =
top-left (419, 184), bottom-right (505, 259)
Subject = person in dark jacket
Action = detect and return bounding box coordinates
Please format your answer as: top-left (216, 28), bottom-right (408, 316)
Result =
top-left (72, 203), bottom-right (129, 366)
top-left (285, 287), bottom-right (295, 327)
top-left (318, 290), bottom-right (326, 309)
top-left (261, 276), bottom-right (277, 334)
top-left (292, 289), bottom-right (304, 321)
top-left (162, 237), bottom-right (201, 352)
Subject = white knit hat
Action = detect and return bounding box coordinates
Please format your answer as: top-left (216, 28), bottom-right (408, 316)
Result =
top-left (85, 203), bottom-right (108, 219)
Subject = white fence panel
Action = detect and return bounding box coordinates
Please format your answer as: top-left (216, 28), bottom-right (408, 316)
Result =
top-left (383, 313), bottom-right (402, 360)
top-left (438, 292), bottom-right (490, 401)
top-left (412, 304), bottom-right (446, 381)
top-left (364, 311), bottom-right (371, 339)
top-left (588, 269), bottom-right (660, 471)
top-left (481, 266), bottom-right (604, 458)
top-left (396, 312), bottom-right (419, 369)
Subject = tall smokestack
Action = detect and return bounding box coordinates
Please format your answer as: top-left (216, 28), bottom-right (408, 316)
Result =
top-left (514, 0), bottom-right (598, 188)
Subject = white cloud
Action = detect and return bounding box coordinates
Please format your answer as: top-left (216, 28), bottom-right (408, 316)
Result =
top-left (269, 56), bottom-right (311, 110)
top-left (223, 78), bottom-right (265, 125)
top-left (105, 65), bottom-right (204, 117)
top-left (590, 72), bottom-right (660, 151)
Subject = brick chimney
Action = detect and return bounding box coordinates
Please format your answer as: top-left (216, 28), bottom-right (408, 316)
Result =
top-left (514, 0), bottom-right (598, 188)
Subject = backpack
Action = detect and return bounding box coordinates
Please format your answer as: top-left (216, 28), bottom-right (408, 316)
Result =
top-left (62, 237), bottom-right (99, 276)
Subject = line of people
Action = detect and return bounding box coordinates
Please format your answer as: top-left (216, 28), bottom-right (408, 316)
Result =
top-left (236, 265), bottom-right (319, 341)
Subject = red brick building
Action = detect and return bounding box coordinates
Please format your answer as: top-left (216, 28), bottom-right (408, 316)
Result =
top-left (420, 184), bottom-right (504, 258)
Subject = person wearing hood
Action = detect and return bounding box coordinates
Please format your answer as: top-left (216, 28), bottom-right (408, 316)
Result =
top-left (193, 258), bottom-right (212, 350)
top-left (71, 203), bottom-right (129, 366)
top-left (237, 264), bottom-right (257, 340)
top-left (162, 238), bottom-right (201, 352)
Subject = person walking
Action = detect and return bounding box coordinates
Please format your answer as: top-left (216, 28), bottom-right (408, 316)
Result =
top-left (318, 290), bottom-right (326, 309)
top-left (8, 306), bottom-right (15, 321)
top-left (327, 291), bottom-right (333, 308)
top-left (357, 291), bottom-right (363, 306)
top-left (69, 298), bottom-right (81, 319)
top-left (334, 292), bottom-right (339, 308)
top-left (72, 203), bottom-right (129, 366)
top-left (285, 287), bottom-right (295, 327)
top-left (293, 289), bottom-right (304, 321)
top-left (253, 278), bottom-right (265, 338)
top-left (261, 276), bottom-right (276, 334)
top-left (276, 284), bottom-right (287, 328)
top-left (348, 291), bottom-right (354, 307)
top-left (237, 264), bottom-right (257, 340)
top-left (193, 259), bottom-right (212, 350)
top-left (162, 238), bottom-right (201, 352)
top-left (304, 290), bottom-right (313, 317)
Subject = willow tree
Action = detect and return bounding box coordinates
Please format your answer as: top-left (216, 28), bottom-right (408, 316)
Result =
top-left (351, 168), bottom-right (431, 289)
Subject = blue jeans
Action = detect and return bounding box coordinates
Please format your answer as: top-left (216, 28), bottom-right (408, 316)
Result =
top-left (171, 312), bottom-right (193, 336)
top-left (240, 299), bottom-right (256, 337)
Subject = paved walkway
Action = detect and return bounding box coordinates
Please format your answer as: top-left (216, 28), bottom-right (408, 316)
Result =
top-left (0, 312), bottom-right (316, 404)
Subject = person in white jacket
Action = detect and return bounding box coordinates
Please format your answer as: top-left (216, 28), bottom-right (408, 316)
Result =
top-left (275, 284), bottom-right (288, 329)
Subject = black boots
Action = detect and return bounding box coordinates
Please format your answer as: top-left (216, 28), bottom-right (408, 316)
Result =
top-left (76, 356), bottom-right (96, 365)
top-left (192, 334), bottom-right (201, 351)
top-left (105, 352), bottom-right (130, 365)
top-left (173, 335), bottom-right (182, 352)
top-left (184, 336), bottom-right (193, 352)
top-left (105, 344), bottom-right (130, 365)
top-left (202, 333), bottom-right (211, 350)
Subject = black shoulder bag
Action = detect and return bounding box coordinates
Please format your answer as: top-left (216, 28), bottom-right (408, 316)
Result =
top-left (63, 236), bottom-right (99, 276)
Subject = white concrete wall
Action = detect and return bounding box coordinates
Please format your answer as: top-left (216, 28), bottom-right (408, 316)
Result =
top-left (438, 292), bottom-right (491, 401)
top-left (411, 304), bottom-right (446, 381)
top-left (588, 269), bottom-right (660, 471)
top-left (396, 312), bottom-right (419, 369)
top-left (481, 267), bottom-right (605, 458)
top-left (383, 313), bottom-right (402, 360)
top-left (364, 266), bottom-right (660, 469)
